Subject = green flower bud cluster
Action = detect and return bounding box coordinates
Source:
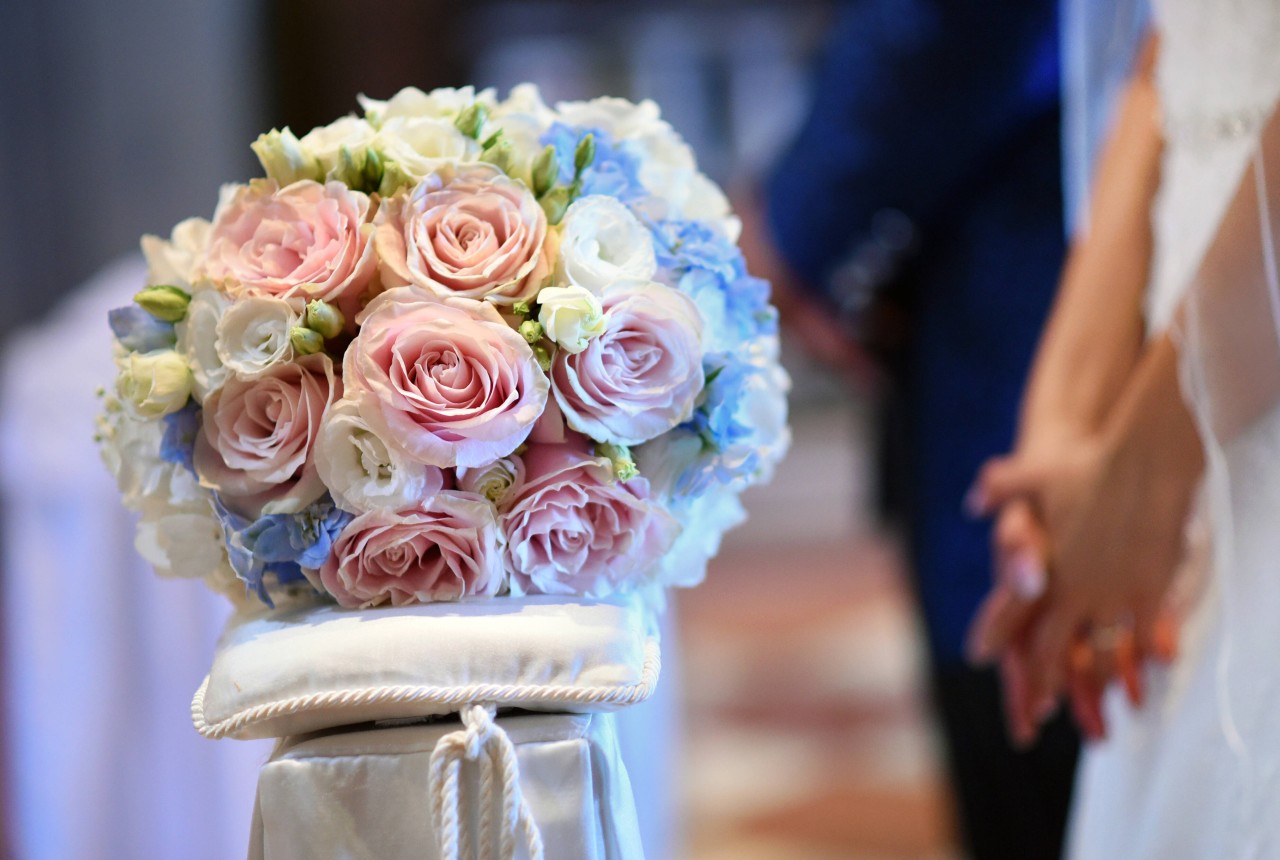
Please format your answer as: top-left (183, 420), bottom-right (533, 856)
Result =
top-left (290, 299), bottom-right (346, 355)
top-left (534, 133), bottom-right (596, 226)
top-left (331, 145), bottom-right (386, 194)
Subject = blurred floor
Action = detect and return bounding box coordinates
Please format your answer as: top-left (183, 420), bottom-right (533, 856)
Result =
top-left (678, 397), bottom-right (961, 860)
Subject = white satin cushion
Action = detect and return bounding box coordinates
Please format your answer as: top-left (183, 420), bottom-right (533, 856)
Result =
top-left (193, 594), bottom-right (659, 741)
top-left (249, 712), bottom-right (644, 860)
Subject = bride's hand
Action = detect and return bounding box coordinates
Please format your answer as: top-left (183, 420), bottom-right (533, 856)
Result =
top-left (972, 336), bottom-right (1201, 718)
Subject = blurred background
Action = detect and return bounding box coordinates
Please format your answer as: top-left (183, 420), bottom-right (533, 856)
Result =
top-left (0, 1), bottom-right (1077, 858)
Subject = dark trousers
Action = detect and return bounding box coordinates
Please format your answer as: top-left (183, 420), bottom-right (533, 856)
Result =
top-left (930, 662), bottom-right (1079, 860)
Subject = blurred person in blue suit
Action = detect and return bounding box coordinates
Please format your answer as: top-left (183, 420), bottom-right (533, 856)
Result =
top-left (758, 2), bottom-right (1076, 856)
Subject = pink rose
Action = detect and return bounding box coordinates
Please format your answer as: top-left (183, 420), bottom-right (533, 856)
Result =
top-left (344, 288), bottom-right (549, 468)
top-left (374, 164), bottom-right (551, 304)
top-left (312, 490), bottom-right (503, 607)
top-left (502, 440), bottom-right (679, 598)
top-left (551, 281), bottom-right (704, 445)
top-left (204, 179), bottom-right (377, 320)
top-left (193, 354), bottom-right (340, 517)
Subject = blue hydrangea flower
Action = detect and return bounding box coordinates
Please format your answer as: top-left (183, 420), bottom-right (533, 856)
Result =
top-left (213, 496), bottom-right (351, 606)
top-left (160, 400), bottom-right (200, 474)
top-left (108, 305), bottom-right (177, 352)
top-left (652, 219), bottom-right (778, 349)
top-left (539, 123), bottom-right (647, 202)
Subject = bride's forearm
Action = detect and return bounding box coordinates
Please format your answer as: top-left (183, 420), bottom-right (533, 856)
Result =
top-left (1017, 36), bottom-right (1162, 447)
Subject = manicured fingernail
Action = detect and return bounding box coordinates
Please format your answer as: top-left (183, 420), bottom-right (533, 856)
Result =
top-left (1010, 552), bottom-right (1047, 600)
top-left (963, 484), bottom-right (987, 518)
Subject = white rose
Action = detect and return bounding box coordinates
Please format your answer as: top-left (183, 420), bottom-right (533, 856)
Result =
top-left (97, 397), bottom-right (171, 506)
top-left (376, 116), bottom-right (478, 178)
top-left (314, 399), bottom-right (443, 513)
top-left (116, 350), bottom-right (193, 419)
top-left (456, 454), bottom-right (526, 508)
top-left (215, 295), bottom-right (297, 378)
top-left (176, 288), bottom-right (231, 400)
top-left (537, 285), bottom-right (606, 354)
top-left (556, 195), bottom-right (656, 292)
top-left (299, 115), bottom-right (378, 178)
top-left (361, 86), bottom-right (497, 125)
top-left (133, 479), bottom-right (227, 580)
top-left (140, 217), bottom-right (212, 290)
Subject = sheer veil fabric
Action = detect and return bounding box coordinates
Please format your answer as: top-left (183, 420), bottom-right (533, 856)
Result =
top-left (1066, 1), bottom-right (1280, 856)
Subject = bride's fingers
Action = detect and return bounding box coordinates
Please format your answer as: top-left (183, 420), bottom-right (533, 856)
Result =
top-left (1133, 599), bottom-right (1179, 664)
top-left (1025, 609), bottom-right (1077, 723)
top-left (1068, 639), bottom-right (1107, 741)
top-left (967, 505), bottom-right (1049, 663)
top-left (1115, 630), bottom-right (1144, 707)
top-left (967, 455), bottom-right (1047, 516)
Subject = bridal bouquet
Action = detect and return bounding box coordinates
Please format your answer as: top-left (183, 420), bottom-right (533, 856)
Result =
top-left (98, 85), bottom-right (789, 611)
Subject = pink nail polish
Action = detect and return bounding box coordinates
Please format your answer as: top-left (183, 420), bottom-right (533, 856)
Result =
top-left (1010, 552), bottom-right (1047, 600)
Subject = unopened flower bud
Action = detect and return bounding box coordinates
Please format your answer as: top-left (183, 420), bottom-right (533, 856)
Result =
top-left (595, 442), bottom-right (639, 482)
top-left (251, 127), bottom-right (320, 184)
top-left (480, 138), bottom-right (514, 175)
top-left (533, 343), bottom-right (553, 372)
top-left (574, 133), bottom-right (596, 176)
top-left (290, 325), bottom-right (325, 355)
top-left (512, 300), bottom-right (532, 318)
top-left (531, 144), bottom-right (558, 198)
top-left (454, 103), bottom-right (488, 139)
top-left (134, 285), bottom-right (191, 322)
top-left (518, 320), bottom-right (544, 345)
top-left (379, 160), bottom-right (414, 197)
top-left (304, 300), bottom-right (345, 339)
top-left (539, 186), bottom-right (572, 226)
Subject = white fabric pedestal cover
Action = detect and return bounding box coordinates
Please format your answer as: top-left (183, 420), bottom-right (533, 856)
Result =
top-left (251, 712), bottom-right (643, 860)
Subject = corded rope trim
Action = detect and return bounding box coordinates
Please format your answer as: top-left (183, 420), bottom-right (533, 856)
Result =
top-left (191, 637), bottom-right (661, 739)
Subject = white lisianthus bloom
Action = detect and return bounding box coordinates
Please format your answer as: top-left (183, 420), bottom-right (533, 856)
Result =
top-left (376, 116), bottom-right (478, 179)
top-left (456, 454), bottom-right (526, 508)
top-left (556, 195), bottom-right (656, 292)
top-left (140, 217), bottom-right (212, 291)
top-left (537, 285), bottom-right (606, 354)
top-left (215, 295), bottom-right (297, 378)
top-left (682, 172), bottom-right (742, 243)
top-left (97, 396), bottom-right (173, 505)
top-left (176, 288), bottom-right (231, 400)
top-left (116, 350), bottom-right (193, 418)
top-left (299, 115), bottom-right (378, 179)
top-left (133, 476), bottom-right (227, 580)
top-left (314, 399), bottom-right (444, 513)
top-left (360, 85), bottom-right (497, 126)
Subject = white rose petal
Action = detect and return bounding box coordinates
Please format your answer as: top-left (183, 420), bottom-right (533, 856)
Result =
top-left (362, 85), bottom-right (497, 125)
top-left (116, 350), bottom-right (193, 419)
top-left (537, 285), bottom-right (606, 354)
top-left (176, 288), bottom-right (231, 400)
top-left (134, 489), bottom-right (227, 580)
top-left (376, 116), bottom-right (478, 178)
top-left (141, 217), bottom-right (212, 290)
top-left (556, 195), bottom-right (656, 292)
top-left (300, 116), bottom-right (378, 178)
top-left (215, 295), bottom-right (297, 378)
top-left (456, 455), bottom-right (526, 508)
top-left (314, 399), bottom-right (441, 513)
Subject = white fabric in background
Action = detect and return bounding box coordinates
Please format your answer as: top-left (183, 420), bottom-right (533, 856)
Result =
top-left (0, 257), bottom-right (271, 860)
top-left (252, 712), bottom-right (644, 860)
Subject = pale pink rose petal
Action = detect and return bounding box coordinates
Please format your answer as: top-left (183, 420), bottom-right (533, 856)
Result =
top-left (193, 353), bottom-right (340, 517)
top-left (343, 288), bottom-right (549, 469)
top-left (312, 490), bottom-right (503, 608)
top-left (500, 442), bottom-right (679, 598)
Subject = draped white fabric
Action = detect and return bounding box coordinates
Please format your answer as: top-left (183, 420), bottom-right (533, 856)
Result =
top-left (0, 258), bottom-right (271, 859)
top-left (1068, 1), bottom-right (1280, 856)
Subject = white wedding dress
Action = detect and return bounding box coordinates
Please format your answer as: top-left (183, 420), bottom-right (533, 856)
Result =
top-left (1068, 1), bottom-right (1280, 857)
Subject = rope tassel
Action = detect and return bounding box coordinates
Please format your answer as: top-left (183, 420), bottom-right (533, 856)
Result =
top-left (427, 704), bottom-right (545, 860)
